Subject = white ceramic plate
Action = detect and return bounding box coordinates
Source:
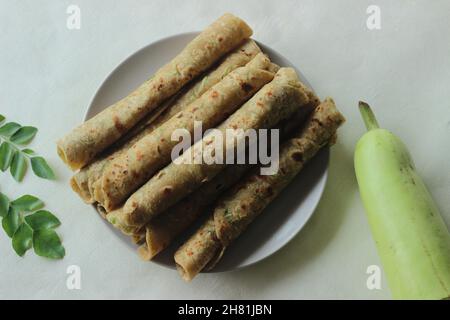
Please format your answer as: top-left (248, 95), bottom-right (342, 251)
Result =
top-left (86, 32), bottom-right (329, 272)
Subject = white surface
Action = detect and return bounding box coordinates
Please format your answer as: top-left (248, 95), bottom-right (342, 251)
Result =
top-left (0, 0), bottom-right (449, 300)
top-left (85, 32), bottom-right (330, 272)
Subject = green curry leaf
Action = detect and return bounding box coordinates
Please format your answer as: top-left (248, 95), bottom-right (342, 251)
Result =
top-left (31, 157), bottom-right (55, 180)
top-left (12, 223), bottom-right (33, 256)
top-left (11, 195), bottom-right (44, 212)
top-left (2, 207), bottom-right (20, 238)
top-left (0, 142), bottom-right (15, 172)
top-left (0, 122), bottom-right (22, 137)
top-left (10, 126), bottom-right (38, 145)
top-left (33, 229), bottom-right (65, 259)
top-left (10, 151), bottom-right (28, 182)
top-left (0, 192), bottom-right (9, 217)
top-left (25, 210), bottom-right (60, 230)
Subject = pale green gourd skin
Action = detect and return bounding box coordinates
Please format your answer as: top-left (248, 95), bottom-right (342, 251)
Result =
top-left (355, 128), bottom-right (450, 300)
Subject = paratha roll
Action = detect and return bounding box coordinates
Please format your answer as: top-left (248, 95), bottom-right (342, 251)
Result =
top-left (109, 67), bottom-right (310, 229)
top-left (69, 99), bottom-right (174, 203)
top-left (175, 98), bottom-right (345, 281)
top-left (70, 170), bottom-right (92, 203)
top-left (175, 217), bottom-right (224, 280)
top-left (70, 39), bottom-right (262, 204)
top-left (169, 39), bottom-right (262, 111)
top-left (137, 92), bottom-right (318, 260)
top-left (98, 53), bottom-right (277, 211)
top-left (57, 13), bottom-right (253, 170)
top-left (137, 165), bottom-right (250, 260)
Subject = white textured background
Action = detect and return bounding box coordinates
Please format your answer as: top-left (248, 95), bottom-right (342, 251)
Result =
top-left (1, 0), bottom-right (449, 299)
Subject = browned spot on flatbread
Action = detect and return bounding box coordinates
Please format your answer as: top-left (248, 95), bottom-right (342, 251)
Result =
top-left (241, 49), bottom-right (252, 57)
top-left (163, 186), bottom-right (173, 196)
top-left (113, 115), bottom-right (126, 132)
top-left (241, 82), bottom-right (253, 93)
top-left (291, 151), bottom-right (303, 162)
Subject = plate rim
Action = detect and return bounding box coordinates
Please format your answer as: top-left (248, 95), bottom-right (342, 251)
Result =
top-left (84, 31), bottom-right (329, 272)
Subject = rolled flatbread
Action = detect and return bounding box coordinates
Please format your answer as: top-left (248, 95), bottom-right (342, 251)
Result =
top-left (137, 165), bottom-right (250, 260)
top-left (70, 39), bottom-right (262, 204)
top-left (174, 98), bottom-right (345, 281)
top-left (137, 90), bottom-right (320, 260)
top-left (57, 13), bottom-right (253, 170)
top-left (108, 67), bottom-right (310, 229)
top-left (70, 169), bottom-right (91, 203)
top-left (168, 39), bottom-right (263, 113)
top-left (98, 53), bottom-right (277, 211)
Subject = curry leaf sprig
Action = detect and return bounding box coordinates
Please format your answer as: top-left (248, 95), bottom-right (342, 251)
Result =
top-left (0, 192), bottom-right (65, 259)
top-left (0, 115), bottom-right (55, 182)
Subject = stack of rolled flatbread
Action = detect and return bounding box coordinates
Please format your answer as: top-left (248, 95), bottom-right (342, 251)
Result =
top-left (58, 13), bottom-right (345, 281)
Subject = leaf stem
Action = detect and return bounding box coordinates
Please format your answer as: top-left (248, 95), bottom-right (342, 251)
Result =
top-left (0, 136), bottom-right (27, 156)
top-left (358, 101), bottom-right (380, 131)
